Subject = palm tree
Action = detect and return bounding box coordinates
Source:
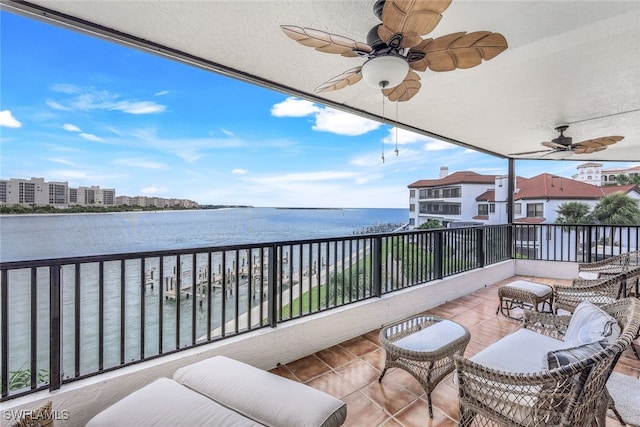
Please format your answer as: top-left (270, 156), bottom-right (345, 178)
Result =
top-left (417, 219), bottom-right (443, 229)
top-left (614, 174), bottom-right (640, 186)
top-left (591, 193), bottom-right (640, 225)
top-left (555, 201), bottom-right (592, 225)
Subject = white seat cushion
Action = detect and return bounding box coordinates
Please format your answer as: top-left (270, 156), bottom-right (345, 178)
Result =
top-left (86, 377), bottom-right (263, 427)
top-left (173, 356), bottom-right (347, 427)
top-left (470, 328), bottom-right (565, 373)
top-left (503, 280), bottom-right (552, 297)
top-left (564, 301), bottom-right (621, 346)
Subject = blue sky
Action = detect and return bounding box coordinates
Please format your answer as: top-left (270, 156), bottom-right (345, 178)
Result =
top-left (0, 11), bottom-right (636, 209)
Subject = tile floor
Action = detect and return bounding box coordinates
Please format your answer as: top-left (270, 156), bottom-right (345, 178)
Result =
top-left (270, 276), bottom-right (640, 426)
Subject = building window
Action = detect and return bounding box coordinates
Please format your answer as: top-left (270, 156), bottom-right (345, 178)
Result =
top-left (514, 203), bottom-right (522, 215)
top-left (409, 203), bottom-right (415, 212)
top-left (489, 203), bottom-right (495, 213)
top-left (478, 204), bottom-right (488, 216)
top-left (409, 189), bottom-right (415, 198)
top-left (515, 226), bottom-right (537, 242)
top-left (419, 189), bottom-right (428, 199)
top-left (526, 203), bottom-right (543, 217)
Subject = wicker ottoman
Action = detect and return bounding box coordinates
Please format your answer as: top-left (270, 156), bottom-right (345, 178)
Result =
top-left (378, 315), bottom-right (470, 418)
top-left (496, 280), bottom-right (553, 320)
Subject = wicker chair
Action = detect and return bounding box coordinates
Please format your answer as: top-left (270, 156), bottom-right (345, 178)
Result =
top-left (553, 273), bottom-right (627, 314)
top-left (577, 252), bottom-right (631, 280)
top-left (554, 265), bottom-right (640, 360)
top-left (455, 298), bottom-right (640, 427)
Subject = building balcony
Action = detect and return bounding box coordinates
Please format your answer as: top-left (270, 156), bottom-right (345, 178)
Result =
top-left (1, 224), bottom-right (638, 425)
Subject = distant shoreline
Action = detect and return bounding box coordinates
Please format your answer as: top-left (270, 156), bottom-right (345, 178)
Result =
top-left (0, 205), bottom-right (254, 216)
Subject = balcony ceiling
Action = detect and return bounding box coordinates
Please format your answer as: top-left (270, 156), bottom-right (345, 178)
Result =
top-left (5, 0), bottom-right (640, 161)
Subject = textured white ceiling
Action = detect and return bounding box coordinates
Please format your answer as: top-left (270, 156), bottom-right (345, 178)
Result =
top-left (5, 0), bottom-right (640, 161)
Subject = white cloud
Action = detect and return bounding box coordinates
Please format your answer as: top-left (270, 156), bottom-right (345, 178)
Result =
top-left (155, 90), bottom-right (169, 96)
top-left (141, 186), bottom-right (168, 195)
top-left (232, 168), bottom-right (248, 175)
top-left (46, 100), bottom-right (72, 111)
top-left (113, 158), bottom-right (166, 169)
top-left (111, 100), bottom-right (166, 114)
top-left (272, 97), bottom-right (381, 136)
top-left (0, 110), bottom-right (22, 128)
top-left (50, 83), bottom-right (81, 94)
top-left (47, 158), bottom-right (77, 166)
top-left (424, 139), bottom-right (457, 151)
top-left (221, 129), bottom-right (235, 137)
top-left (258, 171), bottom-right (358, 185)
top-left (63, 123), bottom-right (81, 132)
top-left (80, 133), bottom-right (102, 141)
top-left (48, 85), bottom-right (166, 115)
top-left (383, 128), bottom-right (434, 145)
top-left (313, 108), bottom-right (381, 136)
top-left (271, 97), bottom-right (320, 117)
top-left (130, 130), bottom-right (246, 163)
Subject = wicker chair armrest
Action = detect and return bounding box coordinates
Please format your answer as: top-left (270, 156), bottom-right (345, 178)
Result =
top-left (522, 310), bottom-right (570, 339)
top-left (578, 253), bottom-right (630, 274)
top-left (454, 355), bottom-right (584, 426)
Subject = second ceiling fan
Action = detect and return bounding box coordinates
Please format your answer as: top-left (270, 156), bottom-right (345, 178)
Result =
top-left (281, 0), bottom-right (508, 102)
top-left (510, 125), bottom-right (624, 158)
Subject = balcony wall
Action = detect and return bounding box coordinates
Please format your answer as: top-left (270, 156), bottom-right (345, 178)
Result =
top-left (2, 260), bottom-right (515, 426)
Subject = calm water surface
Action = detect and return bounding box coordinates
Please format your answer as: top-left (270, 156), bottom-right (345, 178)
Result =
top-left (0, 207), bottom-right (409, 261)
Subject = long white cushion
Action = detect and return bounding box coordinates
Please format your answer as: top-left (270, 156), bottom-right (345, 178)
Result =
top-left (173, 356), bottom-right (347, 427)
top-left (86, 377), bottom-right (263, 426)
top-left (470, 328), bottom-right (565, 373)
top-left (564, 301), bottom-right (621, 346)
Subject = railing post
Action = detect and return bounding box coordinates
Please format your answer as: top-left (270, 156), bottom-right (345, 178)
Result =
top-left (1, 270), bottom-right (8, 399)
top-left (476, 227), bottom-right (485, 268)
top-left (49, 265), bottom-right (62, 391)
top-left (586, 226), bottom-right (594, 263)
top-left (372, 236), bottom-right (382, 297)
top-left (434, 231), bottom-right (443, 279)
top-left (267, 245), bottom-right (278, 328)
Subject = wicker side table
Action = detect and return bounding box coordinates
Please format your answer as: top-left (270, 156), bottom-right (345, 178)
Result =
top-left (378, 315), bottom-right (470, 418)
top-left (496, 280), bottom-right (553, 320)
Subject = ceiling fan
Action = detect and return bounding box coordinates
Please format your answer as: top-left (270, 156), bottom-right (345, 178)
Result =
top-left (510, 125), bottom-right (625, 158)
top-left (280, 0), bottom-right (508, 102)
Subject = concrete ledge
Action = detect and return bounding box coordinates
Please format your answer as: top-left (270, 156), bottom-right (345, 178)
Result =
top-left (515, 259), bottom-right (578, 279)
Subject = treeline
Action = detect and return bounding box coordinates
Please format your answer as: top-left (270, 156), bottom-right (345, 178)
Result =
top-left (0, 204), bottom-right (253, 215)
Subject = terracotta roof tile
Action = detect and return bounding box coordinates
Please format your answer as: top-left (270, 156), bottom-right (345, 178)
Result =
top-left (602, 184), bottom-right (639, 195)
top-left (514, 217), bottom-right (546, 224)
top-left (408, 171), bottom-right (496, 188)
top-left (475, 190), bottom-right (495, 201)
top-left (515, 173), bottom-right (604, 200)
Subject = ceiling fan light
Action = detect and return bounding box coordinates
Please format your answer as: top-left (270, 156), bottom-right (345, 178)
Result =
top-left (547, 150), bottom-right (574, 160)
top-left (361, 55), bottom-right (409, 89)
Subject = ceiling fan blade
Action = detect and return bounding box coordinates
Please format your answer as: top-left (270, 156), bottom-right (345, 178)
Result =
top-left (382, 70), bottom-right (421, 102)
top-left (281, 25), bottom-right (372, 57)
top-left (570, 135), bottom-right (624, 154)
top-left (379, 0), bottom-right (452, 48)
top-left (314, 67), bottom-right (363, 93)
top-left (509, 149), bottom-right (554, 156)
top-left (575, 135), bottom-right (624, 147)
top-left (542, 140), bottom-right (568, 149)
top-left (408, 31), bottom-right (508, 72)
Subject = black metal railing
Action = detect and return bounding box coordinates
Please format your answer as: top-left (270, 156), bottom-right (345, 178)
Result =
top-left (513, 223), bottom-right (640, 262)
top-left (4, 223), bottom-right (637, 401)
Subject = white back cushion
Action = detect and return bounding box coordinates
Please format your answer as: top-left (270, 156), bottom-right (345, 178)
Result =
top-left (564, 301), bottom-right (621, 347)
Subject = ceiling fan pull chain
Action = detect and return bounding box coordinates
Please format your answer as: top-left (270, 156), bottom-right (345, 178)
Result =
top-left (381, 89), bottom-right (385, 163)
top-left (394, 101), bottom-right (399, 156)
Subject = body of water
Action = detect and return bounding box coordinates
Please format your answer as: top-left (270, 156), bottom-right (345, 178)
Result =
top-left (0, 207), bottom-right (409, 262)
top-left (1, 207), bottom-right (408, 383)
